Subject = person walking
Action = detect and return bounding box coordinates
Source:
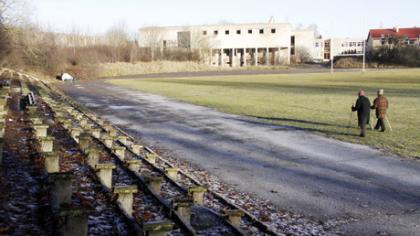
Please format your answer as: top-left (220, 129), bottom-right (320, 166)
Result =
top-left (352, 89), bottom-right (371, 137)
top-left (371, 89), bottom-right (389, 132)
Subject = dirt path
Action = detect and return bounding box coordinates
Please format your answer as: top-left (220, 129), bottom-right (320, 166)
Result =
top-left (59, 80), bottom-right (420, 236)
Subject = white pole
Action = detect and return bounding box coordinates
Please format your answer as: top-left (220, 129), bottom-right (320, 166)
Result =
top-left (362, 41), bottom-right (366, 73)
top-left (331, 56), bottom-right (334, 74)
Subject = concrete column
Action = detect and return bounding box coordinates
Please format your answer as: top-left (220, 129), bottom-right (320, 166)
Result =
top-left (82, 122), bottom-right (93, 130)
top-left (34, 124), bottom-right (48, 138)
top-left (145, 152), bottom-right (157, 164)
top-left (40, 136), bottom-right (54, 153)
top-left (113, 146), bottom-right (126, 160)
top-left (95, 163), bottom-right (116, 189)
top-left (101, 135), bottom-right (113, 149)
top-left (142, 221), bottom-right (174, 236)
top-left (266, 48), bottom-right (270, 66)
top-left (172, 198), bottom-right (193, 223)
top-left (58, 207), bottom-right (89, 236)
top-left (165, 167), bottom-right (178, 181)
top-left (278, 48), bottom-right (282, 64)
top-left (44, 152), bottom-right (60, 173)
top-left (224, 209), bottom-right (245, 228)
top-left (48, 172), bottom-right (73, 209)
top-left (113, 185), bottom-right (138, 217)
top-left (254, 48), bottom-right (258, 66)
top-left (107, 128), bottom-right (118, 138)
top-left (131, 144), bottom-right (143, 156)
top-left (90, 128), bottom-right (102, 139)
top-left (117, 136), bottom-right (128, 145)
top-left (79, 118), bottom-right (88, 127)
top-left (145, 175), bottom-right (163, 193)
top-left (30, 118), bottom-right (43, 125)
top-left (126, 159), bottom-right (141, 172)
top-left (287, 46), bottom-right (291, 65)
top-left (75, 113), bottom-right (84, 121)
top-left (231, 48), bottom-right (235, 67)
top-left (188, 186), bottom-right (206, 205)
top-left (87, 148), bottom-right (99, 168)
top-left (78, 133), bottom-right (91, 152)
top-left (71, 128), bottom-right (82, 142)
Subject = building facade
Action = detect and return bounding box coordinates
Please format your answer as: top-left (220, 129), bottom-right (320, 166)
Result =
top-left (139, 21), bottom-right (296, 66)
top-left (323, 38), bottom-right (365, 60)
top-left (367, 27), bottom-right (420, 51)
top-left (291, 29), bottom-right (324, 62)
top-left (139, 20), bottom-right (370, 66)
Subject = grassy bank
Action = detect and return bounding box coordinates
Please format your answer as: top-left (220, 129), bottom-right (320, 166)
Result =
top-left (107, 69), bottom-right (420, 158)
top-left (96, 61), bottom-right (289, 78)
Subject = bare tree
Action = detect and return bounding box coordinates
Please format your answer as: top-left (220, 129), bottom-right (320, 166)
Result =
top-left (294, 46), bottom-right (313, 63)
top-left (105, 21), bottom-right (131, 62)
top-left (139, 26), bottom-right (163, 61)
top-left (190, 29), bottom-right (216, 63)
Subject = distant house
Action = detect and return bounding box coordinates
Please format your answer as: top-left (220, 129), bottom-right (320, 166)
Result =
top-left (367, 27), bottom-right (420, 51)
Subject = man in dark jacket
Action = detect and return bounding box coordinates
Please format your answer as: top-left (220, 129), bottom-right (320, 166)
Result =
top-left (352, 90), bottom-right (371, 137)
top-left (371, 89), bottom-right (389, 132)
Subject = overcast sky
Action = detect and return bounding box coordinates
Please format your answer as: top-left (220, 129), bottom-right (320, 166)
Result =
top-left (30, 0), bottom-right (420, 38)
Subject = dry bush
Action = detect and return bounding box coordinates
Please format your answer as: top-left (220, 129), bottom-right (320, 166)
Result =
top-left (334, 57), bottom-right (363, 68)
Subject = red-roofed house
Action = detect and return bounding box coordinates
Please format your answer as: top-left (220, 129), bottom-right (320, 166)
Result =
top-left (367, 27), bottom-right (420, 51)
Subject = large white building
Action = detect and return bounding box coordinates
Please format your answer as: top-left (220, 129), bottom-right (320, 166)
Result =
top-left (139, 20), bottom-right (293, 66)
top-left (138, 19), bottom-right (364, 66)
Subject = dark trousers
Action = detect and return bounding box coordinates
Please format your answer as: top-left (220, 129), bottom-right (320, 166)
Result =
top-left (375, 118), bottom-right (386, 131)
top-left (360, 123), bottom-right (367, 137)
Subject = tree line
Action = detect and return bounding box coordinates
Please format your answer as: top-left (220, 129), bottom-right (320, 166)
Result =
top-left (0, 1), bottom-right (201, 79)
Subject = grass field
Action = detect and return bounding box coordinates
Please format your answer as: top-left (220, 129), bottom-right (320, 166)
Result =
top-left (107, 69), bottom-right (420, 158)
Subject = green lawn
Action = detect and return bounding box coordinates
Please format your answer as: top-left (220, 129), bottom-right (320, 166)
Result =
top-left (107, 69), bottom-right (420, 158)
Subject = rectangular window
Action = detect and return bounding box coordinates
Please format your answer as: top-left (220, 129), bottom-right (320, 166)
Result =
top-left (248, 29), bottom-right (253, 34)
top-left (203, 31), bottom-right (207, 35)
top-left (225, 30), bottom-right (230, 35)
top-left (381, 39), bottom-right (386, 45)
top-left (236, 30), bottom-right (241, 35)
top-left (271, 28), bottom-right (276, 34)
top-left (214, 30), bottom-right (218, 35)
top-left (259, 29), bottom-right (264, 34)
top-left (315, 42), bottom-right (319, 47)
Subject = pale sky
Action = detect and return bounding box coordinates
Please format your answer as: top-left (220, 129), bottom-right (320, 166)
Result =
top-left (30, 0), bottom-right (420, 38)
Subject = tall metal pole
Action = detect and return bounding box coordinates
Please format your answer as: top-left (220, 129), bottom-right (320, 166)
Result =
top-left (362, 40), bottom-right (366, 73)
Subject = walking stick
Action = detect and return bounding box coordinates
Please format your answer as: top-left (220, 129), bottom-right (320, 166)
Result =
top-left (346, 104), bottom-right (355, 135)
top-left (385, 116), bottom-right (393, 132)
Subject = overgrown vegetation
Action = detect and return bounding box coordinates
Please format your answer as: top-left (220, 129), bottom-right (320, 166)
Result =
top-left (107, 70), bottom-right (420, 158)
top-left (369, 46), bottom-right (420, 67)
top-left (0, 0), bottom-right (202, 79)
